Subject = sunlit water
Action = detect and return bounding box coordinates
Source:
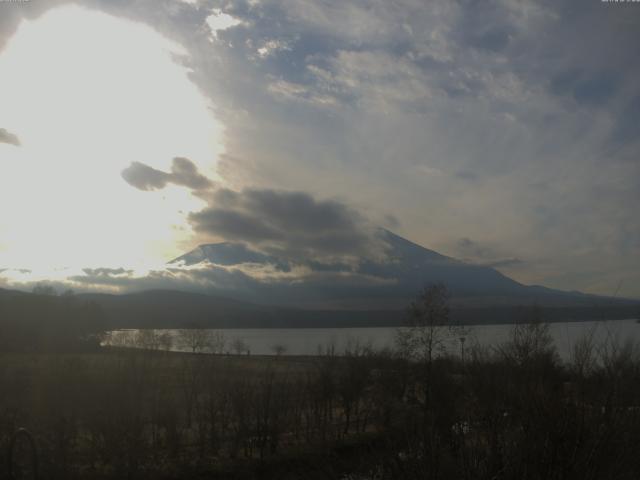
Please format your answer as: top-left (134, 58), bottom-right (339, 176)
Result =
top-left (105, 319), bottom-right (640, 361)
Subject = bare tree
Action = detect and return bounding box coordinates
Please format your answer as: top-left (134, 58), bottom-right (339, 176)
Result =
top-left (232, 338), bottom-right (248, 355)
top-left (177, 329), bottom-right (216, 353)
top-left (270, 343), bottom-right (288, 357)
top-left (158, 331), bottom-right (173, 352)
top-left (396, 283), bottom-right (458, 363)
top-left (136, 329), bottom-right (163, 351)
top-left (210, 331), bottom-right (226, 354)
top-left (498, 309), bottom-right (557, 367)
top-left (107, 330), bottom-right (138, 349)
top-left (570, 324), bottom-right (598, 378)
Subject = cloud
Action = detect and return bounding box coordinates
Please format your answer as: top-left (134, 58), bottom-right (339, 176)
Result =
top-left (121, 162), bottom-right (171, 191)
top-left (206, 9), bottom-right (243, 40)
top-left (549, 69), bottom-right (617, 106)
top-left (81, 267), bottom-right (134, 277)
top-left (203, 0), bottom-right (638, 296)
top-left (169, 157), bottom-right (212, 190)
top-left (189, 187), bottom-right (388, 262)
top-left (457, 237), bottom-right (491, 259)
top-left (56, 260), bottom-right (396, 302)
top-left (455, 237), bottom-right (524, 270)
top-left (120, 153), bottom-right (384, 265)
top-left (0, 128), bottom-right (20, 146)
top-left (480, 258), bottom-right (524, 269)
top-left (455, 171), bottom-right (479, 181)
top-left (121, 157), bottom-right (211, 191)
top-left (2, 0), bottom-right (639, 297)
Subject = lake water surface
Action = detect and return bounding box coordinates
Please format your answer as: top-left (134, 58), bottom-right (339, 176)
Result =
top-left (107, 319), bottom-right (640, 361)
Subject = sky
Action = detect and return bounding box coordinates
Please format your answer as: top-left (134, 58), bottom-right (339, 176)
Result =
top-left (0, 0), bottom-right (639, 298)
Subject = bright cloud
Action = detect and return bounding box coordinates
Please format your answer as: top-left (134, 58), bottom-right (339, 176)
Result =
top-left (206, 9), bottom-right (243, 40)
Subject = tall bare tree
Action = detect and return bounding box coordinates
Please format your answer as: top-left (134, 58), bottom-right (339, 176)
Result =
top-left (396, 283), bottom-right (459, 363)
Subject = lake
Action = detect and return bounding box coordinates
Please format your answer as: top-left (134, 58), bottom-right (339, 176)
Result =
top-left (106, 318), bottom-right (640, 361)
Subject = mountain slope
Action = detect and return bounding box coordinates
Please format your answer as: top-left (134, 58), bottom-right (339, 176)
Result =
top-left (171, 229), bottom-right (623, 309)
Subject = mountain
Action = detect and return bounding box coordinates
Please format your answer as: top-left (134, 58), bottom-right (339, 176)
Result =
top-left (171, 229), bottom-right (622, 310)
top-left (3, 231), bottom-right (636, 330)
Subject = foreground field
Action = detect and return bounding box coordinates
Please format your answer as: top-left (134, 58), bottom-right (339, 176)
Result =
top-left (3, 324), bottom-right (640, 479)
top-left (1, 348), bottom-right (399, 479)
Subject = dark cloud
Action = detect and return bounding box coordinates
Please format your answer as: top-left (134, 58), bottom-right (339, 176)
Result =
top-left (121, 157), bottom-right (211, 191)
top-left (170, 156), bottom-right (212, 190)
top-left (121, 162), bottom-right (170, 191)
top-left (456, 237), bottom-right (524, 270)
top-left (610, 94), bottom-right (640, 146)
top-left (455, 171), bottom-right (479, 181)
top-left (0, 128), bottom-right (20, 146)
top-left (549, 69), bottom-right (617, 106)
top-left (82, 267), bottom-right (134, 277)
top-left (189, 187), bottom-right (388, 262)
top-left (473, 27), bottom-right (512, 52)
top-left (457, 237), bottom-right (490, 259)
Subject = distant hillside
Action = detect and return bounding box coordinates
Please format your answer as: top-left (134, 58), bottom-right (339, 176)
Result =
top-left (79, 290), bottom-right (639, 329)
top-left (2, 286), bottom-right (637, 330)
top-left (0, 288), bottom-right (105, 351)
top-left (78, 289), bottom-right (268, 328)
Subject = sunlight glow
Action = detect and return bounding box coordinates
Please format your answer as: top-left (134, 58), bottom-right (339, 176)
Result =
top-left (0, 5), bottom-right (222, 274)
